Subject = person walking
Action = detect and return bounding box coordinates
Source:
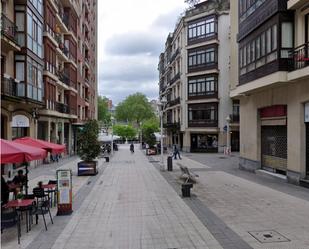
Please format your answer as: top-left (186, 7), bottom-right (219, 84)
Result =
top-left (173, 144), bottom-right (181, 160)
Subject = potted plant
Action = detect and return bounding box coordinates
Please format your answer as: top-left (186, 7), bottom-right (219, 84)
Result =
top-left (16, 191), bottom-right (24, 202)
top-left (77, 120), bottom-right (101, 176)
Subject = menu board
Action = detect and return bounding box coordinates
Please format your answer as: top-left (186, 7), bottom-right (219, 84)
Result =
top-left (56, 169), bottom-right (72, 215)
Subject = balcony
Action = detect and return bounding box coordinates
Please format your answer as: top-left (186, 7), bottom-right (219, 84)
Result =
top-left (288, 42), bottom-right (309, 72)
top-left (188, 120), bottom-right (218, 127)
top-left (163, 122), bottom-right (180, 129)
top-left (169, 48), bottom-right (180, 63)
top-left (231, 114), bottom-right (240, 123)
top-left (168, 97), bottom-right (180, 107)
top-left (1, 13), bottom-right (20, 51)
top-left (55, 102), bottom-right (70, 114)
top-left (57, 71), bottom-right (70, 85)
top-left (169, 73), bottom-right (180, 86)
top-left (1, 76), bottom-right (25, 98)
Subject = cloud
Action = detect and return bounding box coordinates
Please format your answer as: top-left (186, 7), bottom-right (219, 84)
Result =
top-left (152, 7), bottom-right (185, 31)
top-left (104, 32), bottom-right (163, 56)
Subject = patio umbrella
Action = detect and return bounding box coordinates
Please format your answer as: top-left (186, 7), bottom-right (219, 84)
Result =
top-left (14, 137), bottom-right (66, 154)
top-left (0, 139), bottom-right (47, 195)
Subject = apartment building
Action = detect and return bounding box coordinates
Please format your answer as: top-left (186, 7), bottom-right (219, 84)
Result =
top-left (230, 0), bottom-right (309, 186)
top-left (1, 0), bottom-right (97, 155)
top-left (158, 0), bottom-right (237, 153)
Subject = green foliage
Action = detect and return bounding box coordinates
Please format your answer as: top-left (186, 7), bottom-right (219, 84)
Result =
top-left (97, 96), bottom-right (111, 125)
top-left (142, 118), bottom-right (159, 147)
top-left (77, 120), bottom-right (101, 161)
top-left (115, 93), bottom-right (155, 125)
top-left (113, 124), bottom-right (137, 140)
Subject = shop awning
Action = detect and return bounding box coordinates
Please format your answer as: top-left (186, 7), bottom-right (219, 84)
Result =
top-left (14, 137), bottom-right (66, 154)
top-left (0, 139), bottom-right (47, 164)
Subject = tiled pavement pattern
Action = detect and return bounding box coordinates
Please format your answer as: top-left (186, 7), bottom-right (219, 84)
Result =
top-left (49, 145), bottom-right (222, 249)
top-left (152, 153), bottom-right (309, 249)
top-left (151, 160), bottom-right (252, 249)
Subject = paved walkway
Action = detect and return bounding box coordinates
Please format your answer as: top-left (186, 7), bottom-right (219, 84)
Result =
top-left (2, 146), bottom-right (309, 249)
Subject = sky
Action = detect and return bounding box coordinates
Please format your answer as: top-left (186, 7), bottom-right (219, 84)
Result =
top-left (97, 0), bottom-right (188, 105)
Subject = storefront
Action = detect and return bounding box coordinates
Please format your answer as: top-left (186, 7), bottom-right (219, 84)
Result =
top-left (190, 133), bottom-right (218, 152)
top-left (260, 105), bottom-right (287, 174)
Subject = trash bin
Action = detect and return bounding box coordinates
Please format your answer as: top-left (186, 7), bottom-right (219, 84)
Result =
top-left (105, 157), bottom-right (109, 162)
top-left (181, 183), bottom-right (193, 197)
top-left (167, 156), bottom-right (173, 171)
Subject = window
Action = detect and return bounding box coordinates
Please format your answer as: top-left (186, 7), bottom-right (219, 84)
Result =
top-left (29, 0), bottom-right (43, 15)
top-left (239, 24), bottom-right (278, 75)
top-left (188, 17), bottom-right (216, 41)
top-left (188, 47), bottom-right (216, 68)
top-left (27, 8), bottom-right (43, 57)
top-left (239, 0), bottom-right (267, 23)
top-left (281, 22), bottom-right (293, 58)
top-left (188, 103), bottom-right (218, 126)
top-left (26, 57), bottom-right (43, 101)
top-left (188, 75), bottom-right (217, 97)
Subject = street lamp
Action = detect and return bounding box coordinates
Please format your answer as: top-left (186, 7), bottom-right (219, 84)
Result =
top-left (111, 116), bottom-right (114, 156)
top-left (225, 115), bottom-right (231, 155)
top-left (140, 121), bottom-right (143, 149)
top-left (157, 96), bottom-right (167, 170)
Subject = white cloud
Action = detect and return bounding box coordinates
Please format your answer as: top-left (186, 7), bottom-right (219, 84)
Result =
top-left (98, 0), bottom-right (187, 104)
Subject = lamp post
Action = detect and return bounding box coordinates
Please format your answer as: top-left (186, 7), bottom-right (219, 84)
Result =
top-left (226, 115), bottom-right (231, 155)
top-left (111, 117), bottom-right (114, 156)
top-left (158, 97), bottom-right (167, 170)
top-left (140, 121), bottom-right (142, 148)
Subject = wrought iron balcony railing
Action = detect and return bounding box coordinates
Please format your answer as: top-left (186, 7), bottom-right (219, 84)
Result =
top-left (55, 102), bottom-right (70, 114)
top-left (1, 13), bottom-right (18, 42)
top-left (288, 42), bottom-right (309, 71)
top-left (1, 76), bottom-right (25, 98)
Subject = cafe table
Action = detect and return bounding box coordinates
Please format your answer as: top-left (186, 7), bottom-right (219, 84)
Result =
top-left (4, 199), bottom-right (35, 232)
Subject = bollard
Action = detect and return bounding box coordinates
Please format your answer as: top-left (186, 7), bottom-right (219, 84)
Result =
top-left (105, 157), bottom-right (109, 162)
top-left (167, 156), bottom-right (173, 171)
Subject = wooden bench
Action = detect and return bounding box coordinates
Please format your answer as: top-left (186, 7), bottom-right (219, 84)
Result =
top-left (177, 163), bottom-right (199, 183)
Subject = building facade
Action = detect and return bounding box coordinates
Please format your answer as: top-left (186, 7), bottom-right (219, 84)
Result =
top-left (1, 0), bottom-right (97, 155)
top-left (230, 0), bottom-right (309, 186)
top-left (158, 0), bottom-right (238, 153)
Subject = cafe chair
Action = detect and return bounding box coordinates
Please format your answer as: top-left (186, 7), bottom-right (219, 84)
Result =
top-left (32, 188), bottom-right (53, 231)
top-left (1, 209), bottom-right (21, 244)
top-left (45, 180), bottom-right (57, 207)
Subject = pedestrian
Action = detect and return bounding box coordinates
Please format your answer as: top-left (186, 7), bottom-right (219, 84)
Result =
top-left (12, 169), bottom-right (27, 189)
top-left (173, 144), bottom-right (181, 160)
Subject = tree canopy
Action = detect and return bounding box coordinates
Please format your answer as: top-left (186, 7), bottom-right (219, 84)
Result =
top-left (113, 124), bottom-right (137, 140)
top-left (97, 96), bottom-right (111, 125)
top-left (142, 118), bottom-right (159, 147)
top-left (115, 93), bottom-right (155, 125)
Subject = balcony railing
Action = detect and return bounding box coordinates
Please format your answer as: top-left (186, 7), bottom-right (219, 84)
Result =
top-left (163, 122), bottom-right (180, 129)
top-left (1, 13), bottom-right (18, 42)
top-left (57, 71), bottom-right (70, 85)
top-left (188, 120), bottom-right (218, 127)
top-left (169, 73), bottom-right (180, 86)
top-left (168, 97), bottom-right (180, 107)
top-left (169, 48), bottom-right (180, 63)
top-left (55, 102), bottom-right (70, 114)
top-left (288, 42), bottom-right (309, 71)
top-left (231, 114), bottom-right (240, 123)
top-left (1, 76), bottom-right (25, 98)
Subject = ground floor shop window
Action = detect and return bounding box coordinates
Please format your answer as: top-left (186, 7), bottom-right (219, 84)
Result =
top-left (191, 134), bottom-right (218, 152)
top-left (12, 127), bottom-right (28, 140)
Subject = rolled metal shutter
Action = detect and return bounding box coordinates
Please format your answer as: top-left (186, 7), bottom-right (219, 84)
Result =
top-left (261, 126), bottom-right (287, 171)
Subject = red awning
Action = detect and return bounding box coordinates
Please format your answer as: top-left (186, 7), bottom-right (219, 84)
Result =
top-left (0, 139), bottom-right (47, 164)
top-left (14, 137), bottom-right (66, 154)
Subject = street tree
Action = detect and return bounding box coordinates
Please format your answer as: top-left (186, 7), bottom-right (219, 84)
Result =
top-left (113, 124), bottom-right (137, 140)
top-left (115, 93), bottom-right (155, 125)
top-left (142, 118), bottom-right (159, 147)
top-left (97, 96), bottom-right (111, 125)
